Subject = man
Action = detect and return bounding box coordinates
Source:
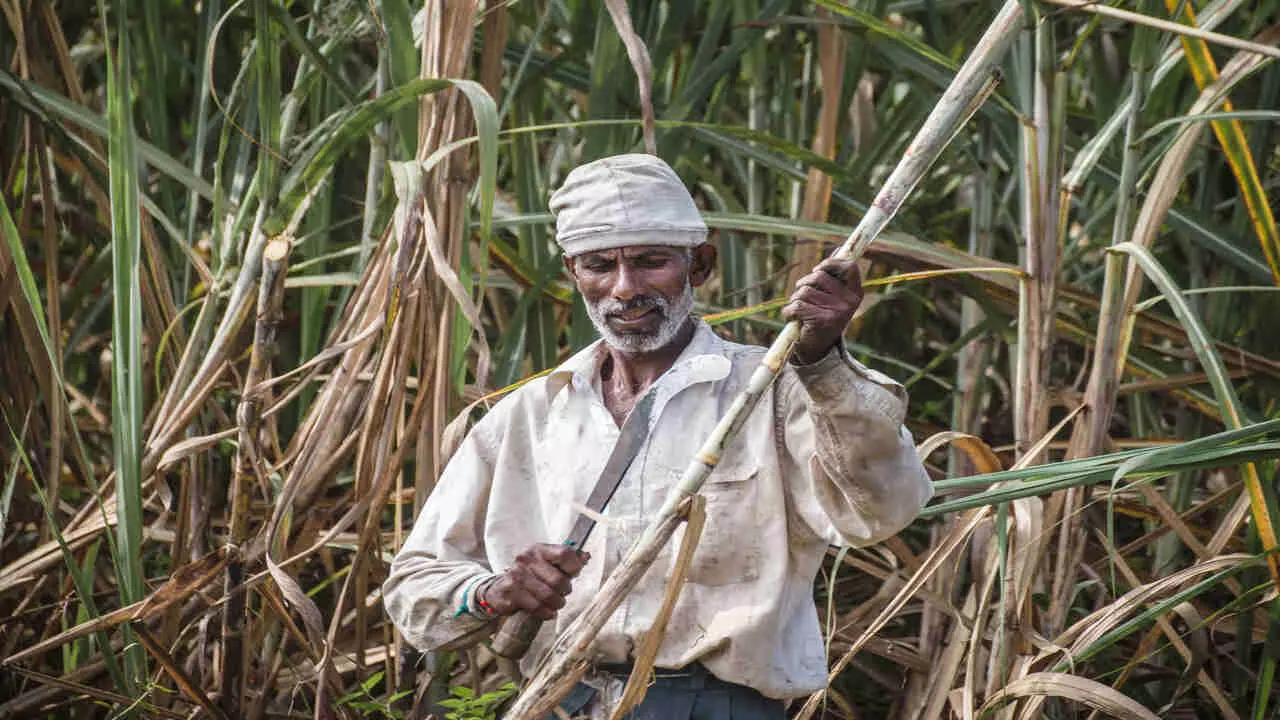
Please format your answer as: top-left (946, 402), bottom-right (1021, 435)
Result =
top-left (384, 154), bottom-right (932, 719)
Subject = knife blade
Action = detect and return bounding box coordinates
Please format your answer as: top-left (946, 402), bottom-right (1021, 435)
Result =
top-left (489, 390), bottom-right (657, 659)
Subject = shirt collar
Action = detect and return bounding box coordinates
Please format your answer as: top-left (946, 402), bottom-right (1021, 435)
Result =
top-left (545, 319), bottom-right (732, 401)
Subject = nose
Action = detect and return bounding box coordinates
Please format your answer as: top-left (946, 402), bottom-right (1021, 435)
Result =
top-left (612, 262), bottom-right (642, 302)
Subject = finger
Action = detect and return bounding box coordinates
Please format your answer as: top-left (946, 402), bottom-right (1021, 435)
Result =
top-left (798, 266), bottom-right (839, 292)
top-left (797, 270), bottom-right (842, 296)
top-left (506, 585), bottom-right (545, 615)
top-left (782, 299), bottom-right (824, 323)
top-left (818, 261), bottom-right (863, 296)
top-left (539, 544), bottom-right (589, 576)
top-left (818, 257), bottom-right (856, 280)
top-left (511, 566), bottom-right (566, 610)
top-left (528, 560), bottom-right (574, 596)
top-left (800, 273), bottom-right (857, 307)
top-left (501, 576), bottom-right (556, 619)
top-left (526, 576), bottom-right (567, 610)
top-left (792, 285), bottom-right (842, 307)
top-left (795, 300), bottom-right (853, 329)
top-left (792, 288), bottom-right (857, 320)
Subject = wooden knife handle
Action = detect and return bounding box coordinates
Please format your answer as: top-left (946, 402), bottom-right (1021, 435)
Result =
top-left (491, 610), bottom-right (542, 659)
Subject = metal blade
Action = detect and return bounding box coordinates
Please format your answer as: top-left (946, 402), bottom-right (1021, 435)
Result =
top-left (564, 390), bottom-right (657, 549)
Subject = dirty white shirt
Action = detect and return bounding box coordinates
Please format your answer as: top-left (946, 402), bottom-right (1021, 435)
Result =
top-left (383, 320), bottom-right (932, 699)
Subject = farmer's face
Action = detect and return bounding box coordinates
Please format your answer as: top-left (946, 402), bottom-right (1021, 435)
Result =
top-left (566, 244), bottom-right (714, 353)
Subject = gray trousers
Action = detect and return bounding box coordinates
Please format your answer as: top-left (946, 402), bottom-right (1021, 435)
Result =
top-left (551, 664), bottom-right (786, 720)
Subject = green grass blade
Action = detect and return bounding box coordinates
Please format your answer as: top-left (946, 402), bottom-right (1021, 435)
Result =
top-left (0, 72), bottom-right (221, 204)
top-left (267, 3), bottom-right (357, 103)
top-left (254, 0), bottom-right (282, 202)
top-left (375, 0), bottom-right (420, 158)
top-left (266, 78), bottom-right (454, 235)
top-left (1160, 0), bottom-right (1280, 285)
top-left (1113, 242), bottom-right (1280, 586)
top-left (1050, 558), bottom-right (1263, 671)
top-left (511, 121), bottom-right (559, 371)
top-left (1, 432), bottom-right (20, 549)
top-left (99, 0), bottom-right (148, 692)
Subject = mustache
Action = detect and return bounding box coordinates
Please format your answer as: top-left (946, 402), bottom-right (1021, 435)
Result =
top-left (597, 294), bottom-right (668, 317)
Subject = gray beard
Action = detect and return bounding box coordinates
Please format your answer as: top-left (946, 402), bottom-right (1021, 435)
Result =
top-left (585, 281), bottom-right (694, 353)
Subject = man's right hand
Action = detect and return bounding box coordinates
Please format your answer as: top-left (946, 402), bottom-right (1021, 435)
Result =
top-left (480, 543), bottom-right (590, 620)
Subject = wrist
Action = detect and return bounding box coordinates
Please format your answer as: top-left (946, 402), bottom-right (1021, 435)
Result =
top-left (474, 575), bottom-right (503, 618)
top-left (455, 573), bottom-right (502, 620)
top-left (791, 341), bottom-right (837, 366)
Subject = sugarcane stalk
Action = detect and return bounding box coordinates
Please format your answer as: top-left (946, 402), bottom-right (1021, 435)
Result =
top-left (220, 237), bottom-right (290, 713)
top-left (503, 2), bottom-right (1024, 717)
top-left (506, 498), bottom-right (697, 719)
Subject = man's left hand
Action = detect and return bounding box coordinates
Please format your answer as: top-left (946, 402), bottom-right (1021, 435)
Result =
top-left (782, 257), bottom-right (863, 365)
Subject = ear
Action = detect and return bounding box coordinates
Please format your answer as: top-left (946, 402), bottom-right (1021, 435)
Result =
top-left (562, 255), bottom-right (577, 278)
top-left (688, 244), bottom-right (717, 288)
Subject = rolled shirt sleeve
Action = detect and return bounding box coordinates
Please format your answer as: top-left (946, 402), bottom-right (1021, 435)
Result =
top-left (382, 419), bottom-right (501, 651)
top-left (777, 345), bottom-right (933, 547)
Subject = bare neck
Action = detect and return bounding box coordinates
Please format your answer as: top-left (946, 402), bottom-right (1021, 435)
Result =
top-left (599, 319), bottom-right (695, 421)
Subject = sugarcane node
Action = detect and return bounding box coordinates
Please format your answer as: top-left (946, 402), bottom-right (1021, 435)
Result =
top-left (263, 238), bottom-right (289, 262)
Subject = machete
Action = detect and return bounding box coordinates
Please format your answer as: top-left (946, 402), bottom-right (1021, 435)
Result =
top-left (490, 390), bottom-right (658, 659)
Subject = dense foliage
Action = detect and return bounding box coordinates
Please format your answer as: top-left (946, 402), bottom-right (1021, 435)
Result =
top-left (1, 0), bottom-right (1278, 718)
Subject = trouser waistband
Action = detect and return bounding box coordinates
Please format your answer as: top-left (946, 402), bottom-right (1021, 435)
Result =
top-left (595, 662), bottom-right (710, 680)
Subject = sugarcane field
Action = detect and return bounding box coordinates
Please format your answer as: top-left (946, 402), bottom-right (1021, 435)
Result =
top-left (3, 0), bottom-right (1280, 718)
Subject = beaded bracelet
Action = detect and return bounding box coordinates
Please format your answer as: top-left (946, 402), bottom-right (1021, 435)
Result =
top-left (474, 578), bottom-right (499, 618)
top-left (453, 574), bottom-right (493, 619)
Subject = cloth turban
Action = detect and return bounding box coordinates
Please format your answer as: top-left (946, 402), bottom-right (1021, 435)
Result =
top-left (549, 153), bottom-right (708, 257)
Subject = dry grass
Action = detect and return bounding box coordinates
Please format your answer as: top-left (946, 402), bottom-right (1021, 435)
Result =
top-left (1, 1), bottom-right (1279, 718)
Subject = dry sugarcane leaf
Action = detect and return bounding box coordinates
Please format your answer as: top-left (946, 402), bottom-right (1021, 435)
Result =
top-left (1039, 0), bottom-right (1280, 58)
top-left (961, 546), bottom-right (1002, 720)
top-left (610, 495), bottom-right (707, 719)
top-left (909, 576), bottom-right (981, 720)
top-left (602, 0), bottom-right (656, 154)
top-left (137, 546), bottom-right (230, 618)
top-left (1036, 553), bottom-right (1254, 673)
top-left (1092, 529), bottom-right (1240, 720)
top-left (0, 498), bottom-right (119, 595)
top-left (916, 431), bottom-right (1004, 474)
top-left (132, 621), bottom-right (230, 720)
top-left (390, 161), bottom-right (491, 387)
top-left (155, 428), bottom-right (236, 470)
top-left (979, 672), bottom-right (1160, 720)
top-left (252, 316), bottom-right (385, 404)
top-left (3, 602), bottom-right (137, 667)
top-left (796, 506), bottom-right (992, 720)
top-left (4, 665), bottom-right (189, 719)
top-left (787, 3), bottom-right (847, 293)
top-left (3, 548), bottom-right (228, 666)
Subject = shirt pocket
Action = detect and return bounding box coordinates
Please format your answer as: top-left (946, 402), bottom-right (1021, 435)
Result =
top-left (677, 457), bottom-right (763, 587)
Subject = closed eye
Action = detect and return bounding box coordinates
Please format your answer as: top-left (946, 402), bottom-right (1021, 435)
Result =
top-left (579, 259), bottom-right (616, 272)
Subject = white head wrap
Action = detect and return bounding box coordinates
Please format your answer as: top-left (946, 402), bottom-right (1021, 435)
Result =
top-left (549, 154), bottom-right (708, 258)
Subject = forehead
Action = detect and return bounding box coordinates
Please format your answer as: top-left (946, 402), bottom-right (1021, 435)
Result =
top-left (574, 245), bottom-right (684, 262)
